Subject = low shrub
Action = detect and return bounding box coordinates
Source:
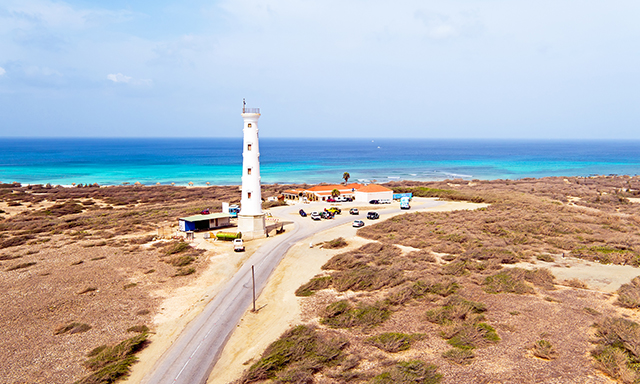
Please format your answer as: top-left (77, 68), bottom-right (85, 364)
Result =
top-left (536, 254), bottom-right (555, 262)
top-left (483, 269), bottom-right (534, 294)
top-left (164, 241), bottom-right (190, 255)
top-left (617, 276), bottom-right (640, 309)
top-left (78, 287), bottom-right (97, 295)
top-left (531, 339), bottom-right (557, 360)
top-left (295, 276), bottom-right (332, 297)
top-left (331, 266), bottom-right (404, 292)
top-left (6, 261), bottom-right (37, 271)
top-left (239, 325), bottom-right (348, 383)
top-left (445, 323), bottom-right (500, 349)
top-left (365, 332), bottom-right (424, 353)
top-left (591, 316), bottom-right (640, 383)
top-left (168, 255), bottom-right (195, 267)
top-left (77, 333), bottom-right (149, 384)
top-left (321, 300), bottom-right (391, 329)
top-left (322, 237), bottom-right (348, 249)
top-left (173, 267), bottom-right (195, 277)
top-left (0, 254), bottom-right (22, 261)
top-left (54, 322), bottom-right (92, 335)
top-left (386, 279), bottom-right (459, 305)
top-left (126, 325), bottom-right (149, 333)
top-left (1, 235), bottom-right (34, 249)
top-left (371, 360), bottom-right (441, 384)
top-left (442, 348), bottom-right (475, 365)
top-left (425, 296), bottom-right (486, 325)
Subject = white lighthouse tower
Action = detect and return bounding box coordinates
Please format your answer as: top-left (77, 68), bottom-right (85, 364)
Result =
top-left (237, 99), bottom-right (266, 239)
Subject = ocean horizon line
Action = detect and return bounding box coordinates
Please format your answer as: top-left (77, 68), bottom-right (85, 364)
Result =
top-left (2, 137), bottom-right (640, 142)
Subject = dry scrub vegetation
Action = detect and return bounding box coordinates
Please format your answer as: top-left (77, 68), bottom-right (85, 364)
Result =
top-left (238, 176), bottom-right (640, 384)
top-left (0, 182), bottom-right (292, 384)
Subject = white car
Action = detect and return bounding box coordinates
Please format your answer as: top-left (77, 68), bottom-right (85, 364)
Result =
top-left (352, 220), bottom-right (365, 228)
top-left (310, 211), bottom-right (322, 220)
top-left (233, 239), bottom-right (245, 252)
top-left (379, 199), bottom-right (392, 204)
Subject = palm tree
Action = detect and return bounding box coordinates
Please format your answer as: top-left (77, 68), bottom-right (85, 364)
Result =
top-left (331, 189), bottom-right (340, 198)
top-left (343, 172), bottom-right (350, 184)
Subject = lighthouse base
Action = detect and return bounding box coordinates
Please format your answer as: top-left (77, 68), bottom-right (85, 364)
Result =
top-left (238, 214), bottom-right (266, 240)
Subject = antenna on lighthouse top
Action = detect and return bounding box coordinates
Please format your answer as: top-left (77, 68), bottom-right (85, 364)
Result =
top-left (242, 98), bottom-right (246, 113)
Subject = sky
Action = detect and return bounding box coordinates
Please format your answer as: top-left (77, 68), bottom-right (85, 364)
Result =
top-left (0, 0), bottom-right (639, 139)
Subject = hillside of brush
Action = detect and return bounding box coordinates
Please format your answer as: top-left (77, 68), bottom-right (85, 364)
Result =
top-left (236, 176), bottom-right (640, 384)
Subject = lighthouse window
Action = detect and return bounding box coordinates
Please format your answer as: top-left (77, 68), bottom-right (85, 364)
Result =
top-left (248, 192), bottom-right (252, 199)
top-left (247, 168), bottom-right (252, 175)
top-left (247, 123), bottom-right (252, 128)
top-left (247, 144), bottom-right (252, 151)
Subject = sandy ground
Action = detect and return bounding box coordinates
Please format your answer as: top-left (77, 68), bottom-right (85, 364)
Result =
top-left (518, 256), bottom-right (640, 293)
top-left (207, 199), bottom-right (488, 384)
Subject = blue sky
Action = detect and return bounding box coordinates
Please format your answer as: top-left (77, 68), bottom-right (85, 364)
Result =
top-left (0, 0), bottom-right (639, 139)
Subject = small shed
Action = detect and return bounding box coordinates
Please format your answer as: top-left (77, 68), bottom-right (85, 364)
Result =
top-left (179, 213), bottom-right (233, 232)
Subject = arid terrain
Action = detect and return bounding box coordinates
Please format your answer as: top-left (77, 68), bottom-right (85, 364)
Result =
top-left (3, 177), bottom-right (640, 383)
top-left (226, 176), bottom-right (640, 384)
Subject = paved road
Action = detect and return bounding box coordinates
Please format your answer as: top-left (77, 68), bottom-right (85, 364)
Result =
top-left (141, 199), bottom-right (443, 384)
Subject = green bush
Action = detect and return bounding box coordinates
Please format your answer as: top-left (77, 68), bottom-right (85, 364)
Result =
top-left (371, 360), bottom-right (441, 384)
top-left (76, 333), bottom-right (149, 384)
top-left (442, 348), bottom-right (475, 365)
top-left (365, 332), bottom-right (423, 353)
top-left (240, 325), bottom-right (347, 383)
top-left (425, 296), bottom-right (486, 325)
top-left (165, 241), bottom-right (190, 255)
top-left (321, 300), bottom-right (391, 329)
top-left (446, 323), bottom-right (500, 349)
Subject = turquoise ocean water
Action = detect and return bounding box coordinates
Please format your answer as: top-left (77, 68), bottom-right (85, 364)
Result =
top-left (1, 138), bottom-right (639, 186)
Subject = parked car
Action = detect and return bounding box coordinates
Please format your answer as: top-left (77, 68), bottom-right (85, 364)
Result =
top-left (335, 196), bottom-right (348, 202)
top-left (310, 211), bottom-right (321, 220)
top-left (326, 197), bottom-right (336, 202)
top-left (299, 209), bottom-right (307, 217)
top-left (349, 208), bottom-right (359, 215)
top-left (369, 199), bottom-right (380, 204)
top-left (233, 239), bottom-right (245, 252)
top-left (367, 211), bottom-right (380, 220)
top-left (379, 199), bottom-right (391, 204)
top-left (352, 220), bottom-right (365, 228)
top-left (327, 207), bottom-right (341, 215)
top-left (321, 211), bottom-right (334, 219)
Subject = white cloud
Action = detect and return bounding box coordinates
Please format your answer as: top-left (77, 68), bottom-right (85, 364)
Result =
top-left (107, 73), bottom-right (152, 86)
top-left (107, 73), bottom-right (132, 83)
top-left (0, 67), bottom-right (6, 76)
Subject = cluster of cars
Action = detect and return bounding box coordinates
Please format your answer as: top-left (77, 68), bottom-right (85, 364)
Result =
top-left (368, 199), bottom-right (391, 204)
top-left (326, 196), bottom-right (352, 203)
top-left (299, 206), bottom-right (379, 227)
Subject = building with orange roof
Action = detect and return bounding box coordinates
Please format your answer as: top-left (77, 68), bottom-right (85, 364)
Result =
top-left (281, 183), bottom-right (392, 202)
top-left (354, 184), bottom-right (393, 202)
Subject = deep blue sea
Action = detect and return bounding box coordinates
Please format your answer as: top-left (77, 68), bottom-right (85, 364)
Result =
top-left (1, 138), bottom-right (640, 186)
